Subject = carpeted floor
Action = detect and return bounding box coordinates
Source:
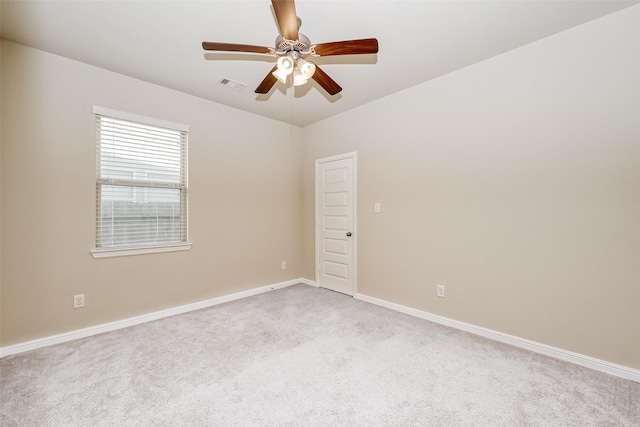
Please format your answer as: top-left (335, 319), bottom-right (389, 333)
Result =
top-left (1, 284), bottom-right (638, 426)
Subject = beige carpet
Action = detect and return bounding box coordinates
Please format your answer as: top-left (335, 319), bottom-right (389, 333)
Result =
top-left (1, 284), bottom-right (638, 426)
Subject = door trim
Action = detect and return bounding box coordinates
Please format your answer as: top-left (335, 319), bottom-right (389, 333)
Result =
top-left (315, 152), bottom-right (357, 296)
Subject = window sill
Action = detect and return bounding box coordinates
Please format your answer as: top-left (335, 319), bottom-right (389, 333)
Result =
top-left (91, 243), bottom-right (192, 259)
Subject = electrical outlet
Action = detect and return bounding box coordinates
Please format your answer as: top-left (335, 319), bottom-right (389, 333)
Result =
top-left (436, 284), bottom-right (445, 298)
top-left (73, 294), bottom-right (85, 308)
top-left (281, 261), bottom-right (287, 270)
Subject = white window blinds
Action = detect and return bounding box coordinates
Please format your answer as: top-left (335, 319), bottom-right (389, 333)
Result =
top-left (94, 107), bottom-right (188, 251)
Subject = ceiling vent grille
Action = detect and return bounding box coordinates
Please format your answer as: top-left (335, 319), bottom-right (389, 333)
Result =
top-left (217, 77), bottom-right (246, 91)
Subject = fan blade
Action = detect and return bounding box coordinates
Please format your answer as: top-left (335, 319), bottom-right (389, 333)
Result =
top-left (255, 66), bottom-right (279, 94)
top-left (202, 42), bottom-right (271, 54)
top-left (313, 38), bottom-right (379, 56)
top-left (272, 0), bottom-right (299, 41)
top-left (311, 65), bottom-right (342, 95)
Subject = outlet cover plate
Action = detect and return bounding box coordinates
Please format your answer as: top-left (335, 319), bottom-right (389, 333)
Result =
top-left (73, 294), bottom-right (85, 308)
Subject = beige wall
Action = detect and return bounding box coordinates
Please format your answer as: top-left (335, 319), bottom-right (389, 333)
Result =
top-left (0, 8), bottom-right (3, 344)
top-left (302, 6), bottom-right (640, 368)
top-left (0, 40), bottom-right (303, 346)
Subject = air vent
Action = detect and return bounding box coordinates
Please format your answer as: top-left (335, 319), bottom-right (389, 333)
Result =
top-left (217, 77), bottom-right (246, 91)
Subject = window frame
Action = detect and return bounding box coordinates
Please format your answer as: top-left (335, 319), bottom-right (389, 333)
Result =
top-left (91, 106), bottom-right (191, 259)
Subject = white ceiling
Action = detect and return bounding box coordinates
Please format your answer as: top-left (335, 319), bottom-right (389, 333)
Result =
top-left (2, 0), bottom-right (638, 127)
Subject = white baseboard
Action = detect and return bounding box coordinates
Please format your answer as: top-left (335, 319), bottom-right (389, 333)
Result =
top-left (0, 278), bottom-right (311, 358)
top-left (4, 280), bottom-right (637, 383)
top-left (353, 292), bottom-right (640, 383)
top-left (298, 277), bottom-right (319, 287)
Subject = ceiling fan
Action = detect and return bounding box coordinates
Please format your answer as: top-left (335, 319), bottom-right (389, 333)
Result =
top-left (202, 0), bottom-right (379, 96)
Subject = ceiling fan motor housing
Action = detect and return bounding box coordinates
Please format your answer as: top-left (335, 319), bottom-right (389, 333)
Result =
top-left (275, 33), bottom-right (312, 55)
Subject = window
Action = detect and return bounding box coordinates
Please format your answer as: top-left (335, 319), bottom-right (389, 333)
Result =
top-left (92, 106), bottom-right (190, 258)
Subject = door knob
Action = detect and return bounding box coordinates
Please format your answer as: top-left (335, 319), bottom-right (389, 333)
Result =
top-left (346, 232), bottom-right (352, 237)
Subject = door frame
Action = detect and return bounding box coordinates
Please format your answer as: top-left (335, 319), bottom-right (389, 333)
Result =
top-left (315, 151), bottom-right (358, 296)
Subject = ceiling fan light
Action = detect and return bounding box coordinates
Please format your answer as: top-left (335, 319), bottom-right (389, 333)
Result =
top-left (292, 69), bottom-right (308, 86)
top-left (276, 56), bottom-right (294, 74)
top-left (297, 58), bottom-right (316, 79)
top-left (272, 67), bottom-right (290, 84)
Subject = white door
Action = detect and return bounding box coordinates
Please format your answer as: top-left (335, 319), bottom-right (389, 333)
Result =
top-left (316, 153), bottom-right (356, 295)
